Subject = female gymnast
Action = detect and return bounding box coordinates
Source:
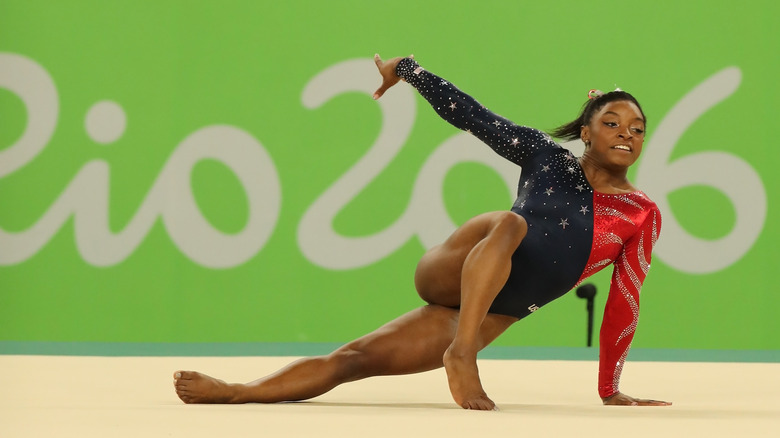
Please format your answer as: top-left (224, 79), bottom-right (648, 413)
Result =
top-left (173, 54), bottom-right (672, 410)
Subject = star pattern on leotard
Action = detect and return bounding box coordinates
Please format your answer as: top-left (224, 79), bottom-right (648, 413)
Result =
top-left (580, 205), bottom-right (590, 215)
top-left (449, 102), bottom-right (457, 110)
top-left (542, 165), bottom-right (550, 172)
top-left (545, 187), bottom-right (554, 196)
top-left (559, 218), bottom-right (569, 229)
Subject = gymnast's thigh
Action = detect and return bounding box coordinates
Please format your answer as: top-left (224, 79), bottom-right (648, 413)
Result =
top-left (414, 211), bottom-right (526, 306)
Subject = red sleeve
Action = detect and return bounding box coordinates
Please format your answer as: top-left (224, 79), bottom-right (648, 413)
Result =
top-left (598, 207), bottom-right (661, 398)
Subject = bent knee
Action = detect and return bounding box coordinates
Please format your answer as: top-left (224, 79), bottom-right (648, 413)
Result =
top-left (491, 211), bottom-right (527, 244)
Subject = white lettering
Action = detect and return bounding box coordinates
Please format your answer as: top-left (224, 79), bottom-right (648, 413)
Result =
top-left (0, 53), bottom-right (281, 268)
top-left (0, 54), bottom-right (766, 274)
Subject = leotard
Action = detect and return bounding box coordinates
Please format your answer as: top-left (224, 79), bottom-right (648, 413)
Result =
top-left (396, 58), bottom-right (661, 399)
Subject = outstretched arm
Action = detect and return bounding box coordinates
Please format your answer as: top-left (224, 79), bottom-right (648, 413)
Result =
top-left (373, 54), bottom-right (556, 167)
top-left (599, 208), bottom-right (670, 406)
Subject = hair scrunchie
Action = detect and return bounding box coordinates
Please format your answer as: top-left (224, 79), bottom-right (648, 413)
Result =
top-left (587, 89), bottom-right (604, 100)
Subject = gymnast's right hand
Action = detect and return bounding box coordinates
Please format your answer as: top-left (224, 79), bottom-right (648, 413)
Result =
top-left (372, 54), bottom-right (411, 100)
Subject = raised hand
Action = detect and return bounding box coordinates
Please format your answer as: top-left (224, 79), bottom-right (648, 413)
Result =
top-left (372, 53), bottom-right (412, 100)
top-left (602, 392), bottom-right (672, 406)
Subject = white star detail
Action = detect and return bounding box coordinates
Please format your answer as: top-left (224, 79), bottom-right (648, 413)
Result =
top-left (520, 201), bottom-right (526, 209)
top-left (559, 218), bottom-right (569, 229)
top-left (449, 102), bottom-right (457, 110)
top-left (580, 205), bottom-right (590, 215)
top-left (523, 180), bottom-right (530, 188)
top-left (542, 165), bottom-right (550, 172)
top-left (566, 154), bottom-right (577, 161)
top-left (545, 187), bottom-right (554, 196)
top-left (567, 167), bottom-right (575, 173)
top-left (492, 120), bottom-right (502, 127)
top-left (440, 80), bottom-right (448, 85)
top-left (575, 184), bottom-right (585, 192)
top-left (511, 138), bottom-right (519, 145)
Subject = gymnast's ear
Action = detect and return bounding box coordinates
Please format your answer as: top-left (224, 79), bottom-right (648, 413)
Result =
top-left (580, 125), bottom-right (590, 146)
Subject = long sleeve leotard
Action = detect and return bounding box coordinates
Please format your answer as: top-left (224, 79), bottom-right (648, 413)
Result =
top-left (396, 58), bottom-right (661, 399)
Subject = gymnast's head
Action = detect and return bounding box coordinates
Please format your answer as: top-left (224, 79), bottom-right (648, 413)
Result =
top-left (552, 90), bottom-right (647, 167)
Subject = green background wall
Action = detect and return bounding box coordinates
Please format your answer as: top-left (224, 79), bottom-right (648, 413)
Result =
top-left (1, 0), bottom-right (778, 353)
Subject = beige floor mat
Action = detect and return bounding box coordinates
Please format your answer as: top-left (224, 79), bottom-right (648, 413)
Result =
top-left (1, 356), bottom-right (778, 437)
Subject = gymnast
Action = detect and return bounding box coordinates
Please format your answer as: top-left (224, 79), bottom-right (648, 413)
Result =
top-left (173, 54), bottom-right (672, 410)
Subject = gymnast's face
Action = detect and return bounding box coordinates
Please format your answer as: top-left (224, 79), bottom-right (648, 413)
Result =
top-left (580, 100), bottom-right (646, 169)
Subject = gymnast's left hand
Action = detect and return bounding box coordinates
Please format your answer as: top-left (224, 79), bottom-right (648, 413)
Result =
top-left (372, 53), bottom-right (411, 100)
top-left (602, 392), bottom-right (672, 406)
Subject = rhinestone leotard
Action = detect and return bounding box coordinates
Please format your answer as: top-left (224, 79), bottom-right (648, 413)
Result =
top-left (396, 58), bottom-right (662, 398)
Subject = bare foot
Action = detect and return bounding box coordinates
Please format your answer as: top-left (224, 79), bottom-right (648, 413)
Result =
top-left (442, 346), bottom-right (496, 410)
top-left (173, 371), bottom-right (241, 404)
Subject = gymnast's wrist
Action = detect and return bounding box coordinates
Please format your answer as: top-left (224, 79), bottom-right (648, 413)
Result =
top-left (395, 57), bottom-right (421, 80)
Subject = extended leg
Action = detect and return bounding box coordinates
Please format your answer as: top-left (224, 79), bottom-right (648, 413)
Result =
top-left (174, 305), bottom-right (515, 404)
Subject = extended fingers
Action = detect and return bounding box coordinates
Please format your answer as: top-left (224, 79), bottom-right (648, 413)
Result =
top-left (605, 394), bottom-right (672, 406)
top-left (373, 74), bottom-right (400, 100)
top-left (372, 53), bottom-right (415, 100)
top-left (373, 54), bottom-right (389, 100)
top-left (372, 82), bottom-right (389, 100)
top-left (374, 53), bottom-right (413, 67)
top-left (636, 399), bottom-right (673, 406)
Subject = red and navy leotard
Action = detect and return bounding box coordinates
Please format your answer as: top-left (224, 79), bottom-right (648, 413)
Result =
top-left (396, 58), bottom-right (661, 399)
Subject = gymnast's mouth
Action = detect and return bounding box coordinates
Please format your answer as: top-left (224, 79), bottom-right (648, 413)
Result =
top-left (611, 144), bottom-right (632, 152)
